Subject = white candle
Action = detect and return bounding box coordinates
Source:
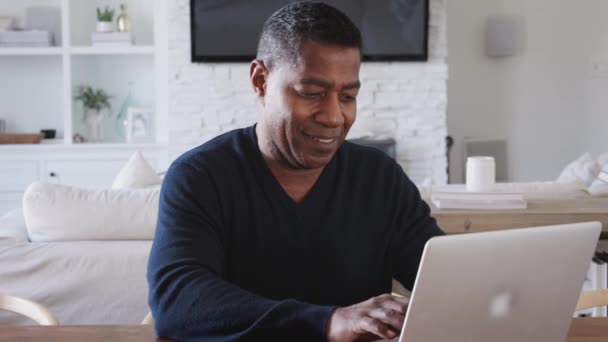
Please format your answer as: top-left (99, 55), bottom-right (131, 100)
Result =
top-left (466, 156), bottom-right (496, 192)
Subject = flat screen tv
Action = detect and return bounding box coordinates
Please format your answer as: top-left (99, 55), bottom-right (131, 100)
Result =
top-left (190, 0), bottom-right (429, 63)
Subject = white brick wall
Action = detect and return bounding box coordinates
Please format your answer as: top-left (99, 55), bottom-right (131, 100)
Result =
top-left (168, 0), bottom-right (448, 185)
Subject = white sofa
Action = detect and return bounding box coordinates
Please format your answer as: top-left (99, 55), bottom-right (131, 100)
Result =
top-left (0, 151), bottom-right (161, 325)
top-left (0, 208), bottom-right (151, 325)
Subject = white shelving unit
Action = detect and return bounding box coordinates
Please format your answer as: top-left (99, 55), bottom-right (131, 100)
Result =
top-left (0, 47), bottom-right (63, 55)
top-left (0, 0), bottom-right (168, 145)
top-left (0, 0), bottom-right (170, 215)
top-left (70, 45), bottom-right (154, 55)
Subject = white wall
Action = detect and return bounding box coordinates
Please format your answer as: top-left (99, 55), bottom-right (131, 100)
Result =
top-left (167, 0), bottom-right (449, 185)
top-left (448, 0), bottom-right (608, 183)
top-left (584, 12), bottom-right (608, 159)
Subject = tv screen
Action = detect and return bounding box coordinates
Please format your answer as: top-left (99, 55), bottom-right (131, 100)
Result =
top-left (190, 0), bottom-right (429, 62)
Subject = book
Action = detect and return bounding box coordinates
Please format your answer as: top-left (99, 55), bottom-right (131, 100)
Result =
top-left (431, 192), bottom-right (527, 210)
top-left (0, 30), bottom-right (52, 45)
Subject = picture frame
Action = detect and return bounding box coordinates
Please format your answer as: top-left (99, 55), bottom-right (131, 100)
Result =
top-left (126, 107), bottom-right (154, 143)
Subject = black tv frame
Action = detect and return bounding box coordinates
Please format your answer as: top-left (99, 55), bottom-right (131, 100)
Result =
top-left (190, 0), bottom-right (429, 63)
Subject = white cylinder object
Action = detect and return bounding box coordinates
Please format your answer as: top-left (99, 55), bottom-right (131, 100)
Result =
top-left (466, 156), bottom-right (496, 192)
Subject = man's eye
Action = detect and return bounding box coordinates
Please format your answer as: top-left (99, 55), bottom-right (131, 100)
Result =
top-left (299, 92), bottom-right (322, 98)
top-left (341, 94), bottom-right (357, 102)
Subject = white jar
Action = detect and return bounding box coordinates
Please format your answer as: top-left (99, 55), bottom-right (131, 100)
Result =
top-left (466, 156), bottom-right (496, 192)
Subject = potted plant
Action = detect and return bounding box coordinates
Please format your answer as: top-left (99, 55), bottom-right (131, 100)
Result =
top-left (75, 86), bottom-right (112, 142)
top-left (96, 6), bottom-right (115, 33)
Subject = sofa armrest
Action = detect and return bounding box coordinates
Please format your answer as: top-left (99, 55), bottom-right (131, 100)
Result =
top-left (0, 208), bottom-right (29, 242)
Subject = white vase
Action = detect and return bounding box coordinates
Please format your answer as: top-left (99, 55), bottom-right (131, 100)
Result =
top-left (96, 21), bottom-right (113, 33)
top-left (84, 109), bottom-right (106, 142)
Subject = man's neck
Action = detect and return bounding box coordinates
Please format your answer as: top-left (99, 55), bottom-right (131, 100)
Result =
top-left (256, 125), bottom-right (324, 203)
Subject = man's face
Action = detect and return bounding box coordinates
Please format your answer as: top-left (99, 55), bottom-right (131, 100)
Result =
top-left (259, 41), bottom-right (361, 170)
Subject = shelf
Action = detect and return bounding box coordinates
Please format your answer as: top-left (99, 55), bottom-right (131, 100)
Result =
top-left (0, 47), bottom-right (63, 56)
top-left (0, 46), bottom-right (155, 56)
top-left (40, 139), bottom-right (66, 145)
top-left (68, 142), bottom-right (165, 149)
top-left (70, 46), bottom-right (154, 55)
top-left (0, 141), bottom-right (166, 150)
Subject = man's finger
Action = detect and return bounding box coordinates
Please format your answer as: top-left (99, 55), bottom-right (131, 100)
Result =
top-left (368, 308), bottom-right (405, 331)
top-left (379, 298), bottom-right (409, 315)
top-left (359, 316), bottom-right (398, 340)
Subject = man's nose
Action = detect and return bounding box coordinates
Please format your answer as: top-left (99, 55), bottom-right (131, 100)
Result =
top-left (314, 94), bottom-right (344, 128)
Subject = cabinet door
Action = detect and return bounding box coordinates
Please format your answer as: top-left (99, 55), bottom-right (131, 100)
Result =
top-left (42, 158), bottom-right (158, 189)
top-left (42, 160), bottom-right (126, 189)
top-left (0, 161), bottom-right (39, 192)
top-left (0, 193), bottom-right (23, 216)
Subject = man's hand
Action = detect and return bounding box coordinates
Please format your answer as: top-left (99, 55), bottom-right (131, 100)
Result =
top-left (326, 293), bottom-right (409, 342)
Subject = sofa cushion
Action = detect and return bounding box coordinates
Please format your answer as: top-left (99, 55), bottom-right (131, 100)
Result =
top-left (23, 182), bottom-right (159, 241)
top-left (112, 151), bottom-right (162, 189)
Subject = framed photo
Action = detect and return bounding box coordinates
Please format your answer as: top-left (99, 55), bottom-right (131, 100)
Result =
top-left (126, 107), bottom-right (154, 143)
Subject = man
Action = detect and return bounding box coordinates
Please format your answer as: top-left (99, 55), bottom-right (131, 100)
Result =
top-left (147, 2), bottom-right (444, 341)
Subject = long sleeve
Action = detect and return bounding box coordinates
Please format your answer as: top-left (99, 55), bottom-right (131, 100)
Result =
top-left (147, 161), bottom-right (335, 342)
top-left (389, 167), bottom-right (445, 291)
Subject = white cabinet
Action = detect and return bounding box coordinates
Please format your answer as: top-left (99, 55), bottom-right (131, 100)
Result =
top-left (0, 145), bottom-right (168, 215)
top-left (0, 161), bottom-right (40, 192)
top-left (0, 193), bottom-right (23, 216)
top-left (0, 161), bottom-right (39, 215)
top-left (42, 160), bottom-right (128, 188)
top-left (41, 156), bottom-right (158, 188)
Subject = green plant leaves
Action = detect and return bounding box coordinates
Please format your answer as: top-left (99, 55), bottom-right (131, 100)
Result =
top-left (96, 6), bottom-right (115, 22)
top-left (75, 85), bottom-right (112, 111)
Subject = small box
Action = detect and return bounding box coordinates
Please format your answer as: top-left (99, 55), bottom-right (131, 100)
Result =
top-left (0, 30), bottom-right (52, 46)
top-left (91, 31), bottom-right (134, 46)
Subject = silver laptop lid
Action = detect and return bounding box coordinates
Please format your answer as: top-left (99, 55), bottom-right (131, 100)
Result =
top-left (400, 222), bottom-right (602, 342)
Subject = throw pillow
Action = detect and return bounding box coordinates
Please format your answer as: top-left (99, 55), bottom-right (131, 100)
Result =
top-left (556, 153), bottom-right (600, 186)
top-left (587, 162), bottom-right (608, 197)
top-left (23, 182), bottom-right (159, 241)
top-left (112, 151), bottom-right (162, 189)
top-left (598, 152), bottom-right (608, 166)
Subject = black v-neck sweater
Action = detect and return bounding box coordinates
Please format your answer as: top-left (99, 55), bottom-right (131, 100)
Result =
top-left (147, 125), bottom-right (444, 341)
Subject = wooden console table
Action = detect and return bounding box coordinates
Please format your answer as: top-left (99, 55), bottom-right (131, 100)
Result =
top-left (431, 198), bottom-right (608, 237)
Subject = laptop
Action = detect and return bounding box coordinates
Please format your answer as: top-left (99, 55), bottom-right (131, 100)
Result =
top-left (399, 222), bottom-right (602, 342)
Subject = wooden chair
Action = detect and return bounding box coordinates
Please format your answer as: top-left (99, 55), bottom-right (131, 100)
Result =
top-left (576, 289), bottom-right (608, 312)
top-left (0, 293), bottom-right (59, 325)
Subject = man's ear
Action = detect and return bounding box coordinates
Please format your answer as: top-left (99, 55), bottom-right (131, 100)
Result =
top-left (250, 59), bottom-right (268, 97)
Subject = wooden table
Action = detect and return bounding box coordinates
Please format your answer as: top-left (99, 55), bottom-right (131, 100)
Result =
top-left (1, 318), bottom-right (607, 341)
top-left (431, 198), bottom-right (608, 236)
